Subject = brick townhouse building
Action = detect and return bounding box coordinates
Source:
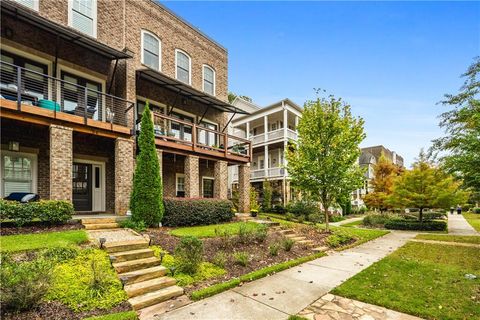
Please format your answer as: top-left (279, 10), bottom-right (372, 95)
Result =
top-left (0, 0), bottom-right (252, 215)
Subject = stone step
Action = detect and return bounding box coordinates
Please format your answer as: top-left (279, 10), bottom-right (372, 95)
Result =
top-left (278, 229), bottom-right (295, 234)
top-left (81, 217), bottom-right (118, 224)
top-left (137, 295), bottom-right (191, 320)
top-left (129, 285), bottom-right (184, 310)
top-left (289, 236), bottom-right (307, 241)
top-left (253, 220), bottom-right (280, 227)
top-left (285, 233), bottom-right (299, 238)
top-left (125, 276), bottom-right (177, 298)
top-left (84, 223), bottom-right (120, 230)
top-left (298, 240), bottom-right (315, 246)
top-left (312, 246), bottom-right (329, 252)
top-left (110, 248), bottom-right (154, 263)
top-left (119, 266), bottom-right (169, 285)
top-left (113, 256), bottom-right (161, 273)
top-left (104, 240), bottom-right (149, 253)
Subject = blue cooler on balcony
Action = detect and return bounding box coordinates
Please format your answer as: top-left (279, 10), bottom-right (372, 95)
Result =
top-left (38, 99), bottom-right (61, 111)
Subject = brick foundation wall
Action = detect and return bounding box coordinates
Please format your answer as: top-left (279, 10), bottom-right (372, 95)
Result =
top-left (49, 125), bottom-right (72, 201)
top-left (115, 137), bottom-right (134, 215)
top-left (238, 164), bottom-right (251, 213)
top-left (214, 161), bottom-right (228, 199)
top-left (184, 155), bottom-right (199, 198)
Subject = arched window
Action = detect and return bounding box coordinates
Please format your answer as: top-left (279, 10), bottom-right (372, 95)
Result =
top-left (175, 49), bottom-right (191, 85)
top-left (141, 30), bottom-right (161, 71)
top-left (203, 65), bottom-right (215, 95)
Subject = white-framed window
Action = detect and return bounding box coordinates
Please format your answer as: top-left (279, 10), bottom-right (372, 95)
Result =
top-left (141, 30), bottom-right (161, 71)
top-left (13, 0), bottom-right (39, 11)
top-left (202, 65), bottom-right (215, 96)
top-left (202, 177), bottom-right (214, 198)
top-left (175, 49), bottom-right (191, 85)
top-left (1, 151), bottom-right (37, 197)
top-left (68, 0), bottom-right (97, 38)
top-left (176, 173), bottom-right (185, 197)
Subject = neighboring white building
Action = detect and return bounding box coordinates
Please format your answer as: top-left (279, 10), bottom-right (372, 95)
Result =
top-left (228, 97), bottom-right (302, 205)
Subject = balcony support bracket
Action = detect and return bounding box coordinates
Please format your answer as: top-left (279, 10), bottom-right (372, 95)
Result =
top-left (108, 58), bottom-right (119, 94)
top-left (222, 111), bottom-right (237, 133)
top-left (197, 105), bottom-right (210, 125)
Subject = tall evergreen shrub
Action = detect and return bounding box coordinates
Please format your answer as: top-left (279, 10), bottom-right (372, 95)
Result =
top-left (130, 103), bottom-right (163, 226)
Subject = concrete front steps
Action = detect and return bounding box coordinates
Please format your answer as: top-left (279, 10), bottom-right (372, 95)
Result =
top-left (82, 217), bottom-right (120, 230)
top-left (273, 227), bottom-right (319, 250)
top-left (104, 239), bottom-right (184, 312)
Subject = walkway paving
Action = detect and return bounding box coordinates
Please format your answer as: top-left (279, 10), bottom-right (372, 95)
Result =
top-left (447, 214), bottom-right (478, 235)
top-left (297, 293), bottom-right (422, 320)
top-left (331, 216), bottom-right (364, 227)
top-left (154, 231), bottom-right (416, 320)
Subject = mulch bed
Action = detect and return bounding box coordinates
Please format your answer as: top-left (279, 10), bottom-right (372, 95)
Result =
top-left (2, 301), bottom-right (131, 320)
top-left (1, 221), bottom-right (84, 236)
top-left (146, 224), bottom-right (330, 295)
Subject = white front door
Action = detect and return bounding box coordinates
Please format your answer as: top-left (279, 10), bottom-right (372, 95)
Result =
top-left (92, 164), bottom-right (104, 211)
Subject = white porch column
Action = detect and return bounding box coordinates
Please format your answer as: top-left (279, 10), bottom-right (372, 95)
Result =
top-left (283, 106), bottom-right (288, 138)
top-left (246, 122), bottom-right (250, 139)
top-left (263, 115), bottom-right (268, 142)
top-left (295, 115), bottom-right (299, 130)
top-left (264, 144), bottom-right (269, 178)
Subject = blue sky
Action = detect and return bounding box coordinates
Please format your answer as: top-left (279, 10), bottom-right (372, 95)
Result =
top-left (163, 1), bottom-right (480, 166)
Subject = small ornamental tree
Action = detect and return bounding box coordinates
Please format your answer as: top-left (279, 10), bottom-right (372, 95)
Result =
top-left (130, 102), bottom-right (164, 227)
top-left (363, 152), bottom-right (400, 213)
top-left (262, 179), bottom-right (273, 212)
top-left (286, 93), bottom-right (365, 231)
top-left (388, 151), bottom-right (469, 222)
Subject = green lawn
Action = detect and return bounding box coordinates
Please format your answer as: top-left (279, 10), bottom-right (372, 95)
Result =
top-left (329, 226), bottom-right (389, 250)
top-left (169, 221), bottom-right (260, 238)
top-left (83, 311), bottom-right (138, 320)
top-left (0, 230), bottom-right (88, 252)
top-left (332, 242), bottom-right (480, 320)
top-left (415, 234), bottom-right (480, 244)
top-left (463, 213), bottom-right (480, 232)
top-left (339, 220), bottom-right (363, 227)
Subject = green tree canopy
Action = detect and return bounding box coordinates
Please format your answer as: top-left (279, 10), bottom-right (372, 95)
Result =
top-left (286, 94), bottom-right (365, 230)
top-left (388, 151), bottom-right (469, 221)
top-left (432, 57), bottom-right (480, 202)
top-left (130, 103), bottom-right (164, 227)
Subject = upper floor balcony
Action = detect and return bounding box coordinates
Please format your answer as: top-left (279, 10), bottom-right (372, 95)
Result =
top-left (232, 99), bottom-right (302, 147)
top-left (0, 62), bottom-right (133, 136)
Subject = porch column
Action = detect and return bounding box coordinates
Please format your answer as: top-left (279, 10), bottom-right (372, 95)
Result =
top-left (49, 125), bottom-right (72, 201)
top-left (285, 179), bottom-right (291, 205)
top-left (185, 155), bottom-right (199, 198)
top-left (264, 144), bottom-right (269, 178)
top-left (263, 115), bottom-right (268, 142)
top-left (156, 149), bottom-right (163, 173)
top-left (238, 163), bottom-right (251, 213)
top-left (283, 107), bottom-right (288, 138)
top-left (214, 160), bottom-right (228, 199)
top-left (246, 122), bottom-right (250, 139)
top-left (295, 115), bottom-right (299, 129)
top-left (115, 137), bottom-right (134, 215)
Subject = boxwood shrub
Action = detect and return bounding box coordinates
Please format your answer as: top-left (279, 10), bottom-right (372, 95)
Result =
top-left (162, 198), bottom-right (234, 227)
top-left (0, 199), bottom-right (74, 226)
top-left (384, 220), bottom-right (447, 231)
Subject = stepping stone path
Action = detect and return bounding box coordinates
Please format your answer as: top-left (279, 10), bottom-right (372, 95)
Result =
top-left (81, 218), bottom-right (185, 317)
top-left (297, 293), bottom-right (422, 320)
top-left (272, 226), bottom-right (329, 253)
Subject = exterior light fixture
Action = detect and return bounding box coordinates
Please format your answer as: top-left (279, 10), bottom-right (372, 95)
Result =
top-left (160, 252), bottom-right (165, 264)
top-left (99, 237), bottom-right (106, 249)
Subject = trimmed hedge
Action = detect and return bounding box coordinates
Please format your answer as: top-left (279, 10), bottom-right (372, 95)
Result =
top-left (473, 207), bottom-right (480, 214)
top-left (384, 220), bottom-right (447, 231)
top-left (162, 198), bottom-right (234, 227)
top-left (0, 200), bottom-right (74, 226)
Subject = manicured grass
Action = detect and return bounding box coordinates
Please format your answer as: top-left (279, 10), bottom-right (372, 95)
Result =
top-left (190, 252), bottom-right (326, 301)
top-left (415, 234), bottom-right (480, 244)
top-left (340, 219), bottom-right (363, 227)
top-left (0, 230), bottom-right (88, 252)
top-left (169, 221), bottom-right (259, 238)
top-left (332, 242), bottom-right (480, 319)
top-left (82, 311), bottom-right (138, 320)
top-left (326, 226), bottom-right (389, 251)
top-left (288, 316), bottom-right (309, 320)
top-left (463, 213), bottom-right (480, 232)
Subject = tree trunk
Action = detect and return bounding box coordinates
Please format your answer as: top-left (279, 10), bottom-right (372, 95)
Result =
top-left (419, 207), bottom-right (423, 222)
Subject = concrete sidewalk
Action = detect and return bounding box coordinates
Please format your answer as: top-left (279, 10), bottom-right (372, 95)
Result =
top-left (154, 231), bottom-right (415, 320)
top-left (331, 216), bottom-right (363, 227)
top-left (448, 214), bottom-right (478, 235)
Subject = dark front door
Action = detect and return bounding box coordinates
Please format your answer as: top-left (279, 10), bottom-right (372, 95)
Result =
top-left (72, 163), bottom-right (92, 211)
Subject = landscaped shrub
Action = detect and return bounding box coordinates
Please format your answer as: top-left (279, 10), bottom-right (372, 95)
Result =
top-left (118, 219), bottom-right (147, 232)
top-left (297, 214), bottom-right (306, 223)
top-left (326, 232), bottom-right (355, 248)
top-left (0, 258), bottom-right (52, 313)
top-left (262, 179), bottom-right (273, 212)
top-left (384, 220), bottom-right (447, 231)
top-left (404, 211), bottom-right (447, 221)
top-left (473, 207), bottom-right (480, 214)
top-left (330, 215), bottom-right (346, 222)
top-left (0, 200), bottom-right (73, 226)
top-left (41, 247), bottom-right (78, 263)
top-left (212, 252), bottom-right (228, 268)
top-left (272, 204), bottom-right (286, 214)
top-left (308, 213), bottom-right (324, 223)
top-left (130, 103), bottom-right (164, 227)
top-left (163, 198), bottom-right (234, 227)
top-left (286, 200), bottom-right (319, 216)
top-left (238, 222), bottom-right (254, 244)
top-left (174, 236), bottom-right (204, 274)
top-left (250, 187), bottom-right (260, 213)
top-left (233, 251), bottom-right (249, 267)
top-left (45, 249), bottom-right (126, 312)
top-left (253, 224), bottom-right (268, 242)
top-left (214, 228), bottom-right (234, 249)
top-left (282, 238), bottom-right (295, 251)
top-left (268, 243), bottom-right (280, 256)
top-left (363, 214), bottom-right (397, 227)
top-left (285, 213), bottom-right (295, 221)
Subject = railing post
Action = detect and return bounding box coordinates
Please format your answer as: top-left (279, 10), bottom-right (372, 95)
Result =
top-left (84, 87), bottom-right (88, 124)
top-left (192, 123), bottom-right (197, 151)
top-left (16, 66), bottom-right (22, 111)
top-left (224, 134), bottom-right (228, 157)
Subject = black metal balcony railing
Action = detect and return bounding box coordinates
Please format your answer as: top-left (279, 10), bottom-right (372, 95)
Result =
top-left (0, 62), bottom-right (134, 127)
top-left (152, 112), bottom-right (251, 160)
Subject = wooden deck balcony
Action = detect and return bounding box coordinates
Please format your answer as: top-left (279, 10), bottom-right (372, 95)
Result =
top-left (151, 112), bottom-right (251, 163)
top-left (0, 62), bottom-right (133, 137)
